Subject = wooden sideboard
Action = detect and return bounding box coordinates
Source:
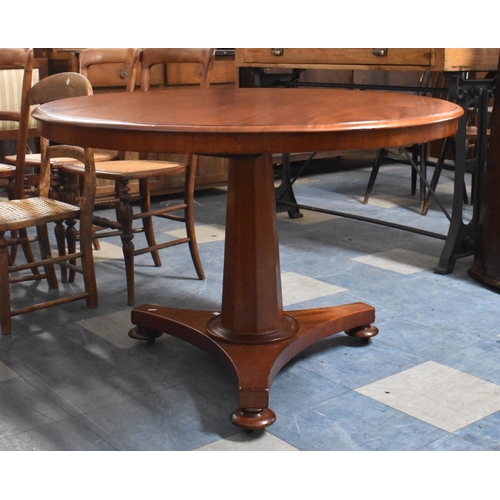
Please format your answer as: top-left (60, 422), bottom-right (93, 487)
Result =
top-left (236, 48), bottom-right (499, 94)
top-left (235, 48), bottom-right (499, 72)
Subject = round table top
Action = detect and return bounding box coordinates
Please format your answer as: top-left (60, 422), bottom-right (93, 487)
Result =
top-left (33, 87), bottom-right (463, 155)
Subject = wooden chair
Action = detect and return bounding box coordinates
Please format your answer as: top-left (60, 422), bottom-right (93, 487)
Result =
top-left (60, 48), bottom-right (214, 305)
top-left (0, 49), bottom-right (38, 269)
top-left (362, 72), bottom-right (446, 214)
top-left (0, 48), bottom-right (33, 199)
top-left (1, 51), bottom-right (115, 196)
top-left (0, 72), bottom-right (98, 335)
top-left (421, 104), bottom-right (493, 215)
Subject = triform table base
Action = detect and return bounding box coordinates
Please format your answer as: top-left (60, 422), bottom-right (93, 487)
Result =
top-left (129, 302), bottom-right (378, 430)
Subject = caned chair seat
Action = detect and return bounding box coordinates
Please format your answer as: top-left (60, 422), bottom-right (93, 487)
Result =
top-left (0, 196), bottom-right (79, 231)
top-left (4, 151), bottom-right (116, 167)
top-left (62, 159), bottom-right (185, 180)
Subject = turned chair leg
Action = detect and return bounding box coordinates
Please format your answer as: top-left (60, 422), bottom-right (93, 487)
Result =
top-left (115, 180), bottom-right (135, 305)
top-left (66, 218), bottom-right (78, 283)
top-left (0, 232), bottom-right (12, 335)
top-left (36, 224), bottom-right (58, 289)
top-left (139, 178), bottom-right (161, 267)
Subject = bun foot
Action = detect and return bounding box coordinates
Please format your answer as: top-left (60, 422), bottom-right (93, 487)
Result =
top-left (128, 326), bottom-right (163, 345)
top-left (230, 407), bottom-right (276, 430)
top-left (345, 324), bottom-right (379, 341)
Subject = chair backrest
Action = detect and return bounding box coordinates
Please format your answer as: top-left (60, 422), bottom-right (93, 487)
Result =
top-left (0, 49), bottom-right (34, 198)
top-left (28, 71), bottom-right (93, 106)
top-left (78, 48), bottom-right (141, 93)
top-left (140, 48), bottom-right (216, 91)
top-left (27, 72), bottom-right (95, 199)
top-left (0, 48), bottom-right (34, 137)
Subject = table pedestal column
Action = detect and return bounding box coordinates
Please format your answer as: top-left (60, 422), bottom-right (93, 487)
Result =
top-left (129, 153), bottom-right (378, 429)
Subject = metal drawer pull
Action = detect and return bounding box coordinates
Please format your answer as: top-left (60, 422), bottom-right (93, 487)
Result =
top-left (120, 71), bottom-right (128, 79)
top-left (271, 48), bottom-right (284, 57)
top-left (372, 49), bottom-right (388, 57)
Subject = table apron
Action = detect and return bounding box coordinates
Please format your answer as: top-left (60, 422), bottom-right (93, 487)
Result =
top-left (36, 121), bottom-right (459, 157)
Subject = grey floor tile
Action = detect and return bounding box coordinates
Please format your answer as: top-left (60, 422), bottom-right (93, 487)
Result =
top-left (454, 412), bottom-right (500, 451)
top-left (293, 335), bottom-right (425, 390)
top-left (2, 155), bottom-right (499, 451)
top-left (269, 363), bottom-right (350, 416)
top-left (0, 378), bottom-right (72, 438)
top-left (76, 384), bottom-right (239, 451)
top-left (418, 434), bottom-right (489, 451)
top-left (0, 417), bottom-right (115, 451)
top-left (268, 391), bottom-right (446, 451)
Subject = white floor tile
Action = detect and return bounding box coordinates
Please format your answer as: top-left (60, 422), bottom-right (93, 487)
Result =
top-left (0, 361), bottom-right (18, 382)
top-left (351, 248), bottom-right (437, 275)
top-left (165, 224), bottom-right (226, 243)
top-left (281, 272), bottom-right (347, 306)
top-left (350, 194), bottom-right (415, 208)
top-left (92, 241), bottom-right (123, 260)
top-left (77, 310), bottom-right (145, 349)
top-left (356, 361), bottom-right (500, 432)
top-left (194, 431), bottom-right (299, 451)
top-left (277, 211), bottom-right (340, 225)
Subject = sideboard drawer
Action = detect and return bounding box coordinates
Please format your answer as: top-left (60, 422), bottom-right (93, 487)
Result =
top-left (86, 63), bottom-right (164, 89)
top-left (238, 48), bottom-right (433, 68)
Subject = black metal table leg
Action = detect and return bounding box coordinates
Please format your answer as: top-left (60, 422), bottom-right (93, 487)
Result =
top-left (436, 72), bottom-right (496, 274)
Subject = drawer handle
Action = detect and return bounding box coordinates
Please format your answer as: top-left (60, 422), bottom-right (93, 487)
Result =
top-left (271, 48), bottom-right (284, 57)
top-left (120, 71), bottom-right (128, 79)
top-left (372, 48), bottom-right (388, 57)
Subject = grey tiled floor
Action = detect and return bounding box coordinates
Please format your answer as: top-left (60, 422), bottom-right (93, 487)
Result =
top-left (2, 152), bottom-right (500, 451)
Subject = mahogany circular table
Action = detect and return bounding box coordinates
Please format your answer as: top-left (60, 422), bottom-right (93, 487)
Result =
top-left (34, 87), bottom-right (463, 430)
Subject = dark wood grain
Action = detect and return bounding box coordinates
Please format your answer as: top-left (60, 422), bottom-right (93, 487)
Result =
top-left (468, 54), bottom-right (500, 288)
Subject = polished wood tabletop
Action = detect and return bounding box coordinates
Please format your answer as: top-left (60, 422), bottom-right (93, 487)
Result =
top-left (34, 87), bottom-right (462, 154)
top-left (34, 87), bottom-right (463, 430)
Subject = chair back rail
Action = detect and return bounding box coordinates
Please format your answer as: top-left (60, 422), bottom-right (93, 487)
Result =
top-left (79, 48), bottom-right (141, 93)
top-left (140, 48), bottom-right (216, 91)
top-left (0, 48), bottom-right (34, 199)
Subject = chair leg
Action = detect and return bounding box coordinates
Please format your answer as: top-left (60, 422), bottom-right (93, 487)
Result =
top-left (78, 216), bottom-right (99, 309)
top-left (185, 203), bottom-right (205, 281)
top-left (18, 228), bottom-right (42, 276)
top-left (363, 148), bottom-right (385, 204)
top-left (55, 220), bottom-right (68, 282)
top-left (91, 226), bottom-right (101, 251)
top-left (411, 145), bottom-right (418, 196)
top-left (421, 137), bottom-right (464, 215)
top-left (0, 231), bottom-right (12, 335)
top-left (419, 143), bottom-right (428, 215)
top-left (8, 230), bottom-right (17, 265)
top-left (66, 218), bottom-right (78, 283)
top-left (184, 159), bottom-right (204, 280)
top-left (115, 179), bottom-right (135, 305)
top-left (36, 224), bottom-right (59, 289)
top-left (138, 178), bottom-right (161, 267)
